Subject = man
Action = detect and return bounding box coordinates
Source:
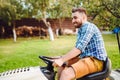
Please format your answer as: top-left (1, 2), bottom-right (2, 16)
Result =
top-left (52, 7), bottom-right (107, 80)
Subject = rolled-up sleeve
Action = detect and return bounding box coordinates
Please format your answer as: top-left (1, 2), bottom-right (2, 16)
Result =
top-left (75, 24), bottom-right (94, 52)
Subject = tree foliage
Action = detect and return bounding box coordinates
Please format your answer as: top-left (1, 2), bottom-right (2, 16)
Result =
top-left (100, 0), bottom-right (120, 28)
top-left (80, 0), bottom-right (120, 30)
top-left (0, 0), bottom-right (120, 31)
top-left (0, 0), bottom-right (16, 25)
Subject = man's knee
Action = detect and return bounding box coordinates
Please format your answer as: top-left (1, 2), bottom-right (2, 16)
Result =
top-left (60, 67), bottom-right (75, 80)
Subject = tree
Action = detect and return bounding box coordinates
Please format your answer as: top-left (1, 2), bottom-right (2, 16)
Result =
top-left (27, 0), bottom-right (55, 41)
top-left (47, 0), bottom-right (75, 36)
top-left (101, 0), bottom-right (120, 18)
top-left (39, 0), bottom-right (55, 41)
top-left (101, 0), bottom-right (120, 27)
top-left (80, 0), bottom-right (120, 30)
top-left (0, 0), bottom-right (17, 41)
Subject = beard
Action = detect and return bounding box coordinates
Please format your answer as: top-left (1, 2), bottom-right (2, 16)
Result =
top-left (73, 22), bottom-right (82, 28)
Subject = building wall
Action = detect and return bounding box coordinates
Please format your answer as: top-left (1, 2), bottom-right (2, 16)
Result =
top-left (0, 18), bottom-right (75, 38)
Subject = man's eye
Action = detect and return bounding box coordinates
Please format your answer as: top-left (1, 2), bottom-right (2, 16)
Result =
top-left (72, 16), bottom-right (77, 20)
top-left (74, 17), bottom-right (77, 19)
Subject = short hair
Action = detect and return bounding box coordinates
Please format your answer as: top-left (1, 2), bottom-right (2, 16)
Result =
top-left (72, 7), bottom-right (87, 15)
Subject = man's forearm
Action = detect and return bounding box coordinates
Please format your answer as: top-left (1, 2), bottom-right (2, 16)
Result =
top-left (62, 47), bottom-right (81, 62)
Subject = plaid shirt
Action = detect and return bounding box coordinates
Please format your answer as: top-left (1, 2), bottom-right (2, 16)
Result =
top-left (75, 22), bottom-right (107, 61)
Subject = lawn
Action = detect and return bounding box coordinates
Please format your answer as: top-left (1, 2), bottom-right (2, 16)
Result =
top-left (0, 34), bottom-right (120, 73)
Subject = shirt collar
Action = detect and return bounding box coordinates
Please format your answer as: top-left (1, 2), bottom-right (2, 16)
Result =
top-left (81, 21), bottom-right (89, 27)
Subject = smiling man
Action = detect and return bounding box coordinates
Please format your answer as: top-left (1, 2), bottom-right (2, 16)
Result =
top-left (52, 7), bottom-right (107, 80)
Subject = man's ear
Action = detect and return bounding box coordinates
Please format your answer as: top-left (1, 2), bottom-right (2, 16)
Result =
top-left (82, 14), bottom-right (87, 22)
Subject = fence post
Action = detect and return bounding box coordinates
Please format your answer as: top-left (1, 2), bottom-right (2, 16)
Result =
top-left (113, 27), bottom-right (120, 54)
top-left (116, 33), bottom-right (120, 53)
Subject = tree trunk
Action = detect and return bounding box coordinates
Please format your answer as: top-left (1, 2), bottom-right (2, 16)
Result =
top-left (12, 22), bottom-right (17, 42)
top-left (48, 25), bottom-right (54, 41)
top-left (56, 28), bottom-right (59, 37)
top-left (42, 18), bottom-right (54, 41)
top-left (1, 26), bottom-right (5, 38)
top-left (58, 18), bottom-right (64, 35)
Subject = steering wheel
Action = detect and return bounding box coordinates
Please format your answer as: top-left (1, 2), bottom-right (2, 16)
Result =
top-left (39, 56), bottom-right (61, 71)
top-left (39, 56), bottom-right (54, 64)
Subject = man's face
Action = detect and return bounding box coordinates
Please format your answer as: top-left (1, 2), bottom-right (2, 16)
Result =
top-left (72, 11), bottom-right (83, 28)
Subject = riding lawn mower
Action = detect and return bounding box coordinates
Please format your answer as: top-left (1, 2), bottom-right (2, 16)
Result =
top-left (0, 56), bottom-right (118, 80)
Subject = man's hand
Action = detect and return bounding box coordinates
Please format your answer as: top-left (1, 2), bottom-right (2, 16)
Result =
top-left (52, 58), bottom-right (64, 67)
top-left (52, 47), bottom-right (81, 67)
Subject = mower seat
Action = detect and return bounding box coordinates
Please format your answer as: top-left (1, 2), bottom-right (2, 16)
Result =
top-left (77, 57), bottom-right (111, 80)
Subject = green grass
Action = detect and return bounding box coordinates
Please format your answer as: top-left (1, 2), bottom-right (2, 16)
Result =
top-left (0, 34), bottom-right (120, 73)
top-left (103, 34), bottom-right (120, 69)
